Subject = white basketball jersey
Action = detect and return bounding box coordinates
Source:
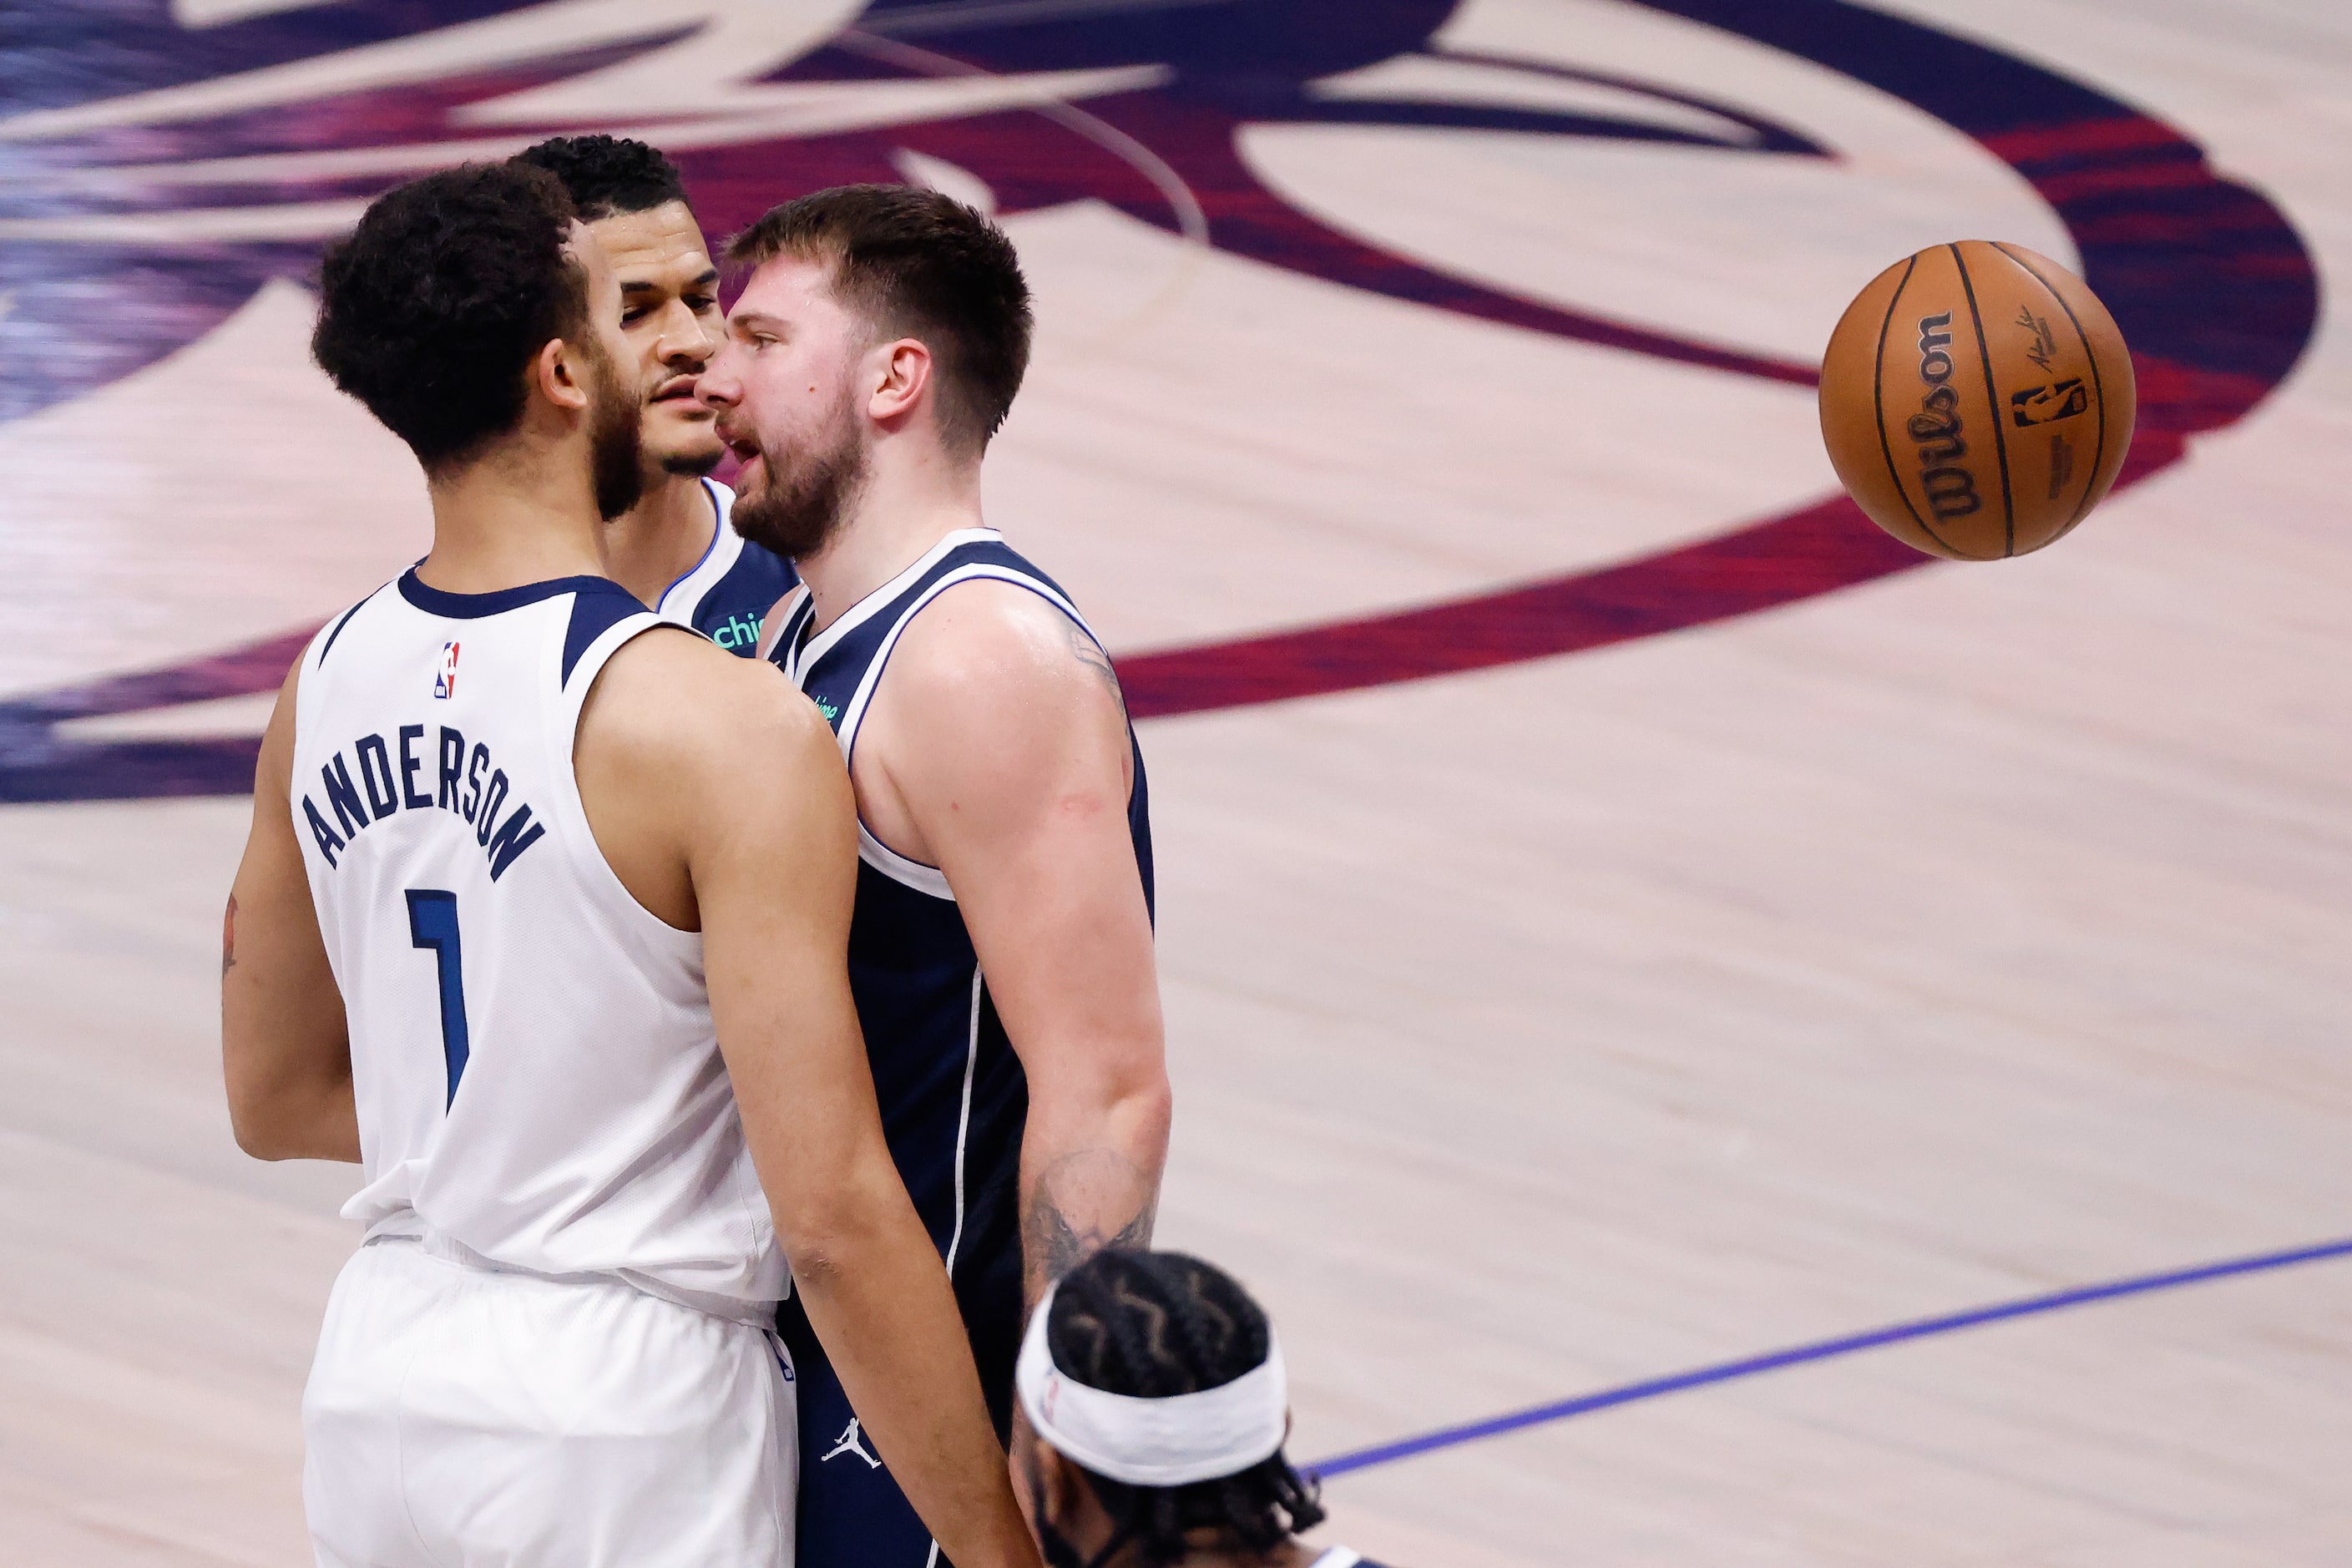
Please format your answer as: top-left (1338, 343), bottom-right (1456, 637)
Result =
top-left (290, 567), bottom-right (786, 1318)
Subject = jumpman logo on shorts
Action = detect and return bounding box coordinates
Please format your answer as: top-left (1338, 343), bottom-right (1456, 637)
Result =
top-left (822, 1416), bottom-right (883, 1469)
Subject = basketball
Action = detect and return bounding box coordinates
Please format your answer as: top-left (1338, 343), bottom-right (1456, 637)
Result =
top-left (1819, 240), bottom-right (2136, 560)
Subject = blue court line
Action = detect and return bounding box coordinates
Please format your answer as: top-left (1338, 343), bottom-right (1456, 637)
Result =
top-left (1306, 1235), bottom-right (2352, 1479)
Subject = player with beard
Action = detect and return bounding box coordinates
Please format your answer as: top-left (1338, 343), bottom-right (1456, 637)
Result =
top-left (513, 134), bottom-right (796, 654)
top-left (699, 185), bottom-right (1171, 1567)
top-left (221, 164), bottom-right (1041, 1568)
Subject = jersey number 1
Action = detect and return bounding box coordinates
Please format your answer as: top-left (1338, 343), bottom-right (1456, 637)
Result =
top-left (405, 889), bottom-right (471, 1106)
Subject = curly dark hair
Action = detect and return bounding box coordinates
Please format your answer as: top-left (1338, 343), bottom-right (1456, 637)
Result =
top-left (1043, 1250), bottom-right (1327, 1568)
top-left (511, 134), bottom-right (692, 222)
top-left (311, 162), bottom-right (584, 468)
top-left (726, 184), bottom-right (1031, 455)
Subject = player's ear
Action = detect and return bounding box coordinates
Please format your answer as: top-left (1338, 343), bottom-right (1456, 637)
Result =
top-left (866, 336), bottom-right (932, 426)
top-left (1030, 1444), bottom-right (1082, 1526)
top-left (533, 336), bottom-right (588, 413)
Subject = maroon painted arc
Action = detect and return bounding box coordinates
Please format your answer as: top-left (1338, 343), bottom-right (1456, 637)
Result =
top-left (0, 2), bottom-right (2318, 802)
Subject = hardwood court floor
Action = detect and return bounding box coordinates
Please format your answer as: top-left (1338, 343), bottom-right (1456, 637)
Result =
top-left (2, 1), bottom-right (2349, 1563)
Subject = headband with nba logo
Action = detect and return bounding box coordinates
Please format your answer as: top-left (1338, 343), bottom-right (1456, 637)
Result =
top-left (1015, 1281), bottom-right (1290, 1488)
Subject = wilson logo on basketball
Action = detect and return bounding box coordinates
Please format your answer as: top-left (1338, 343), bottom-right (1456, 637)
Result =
top-left (1909, 311), bottom-right (1982, 521)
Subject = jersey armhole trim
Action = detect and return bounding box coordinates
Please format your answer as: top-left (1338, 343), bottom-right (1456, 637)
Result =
top-left (794, 525), bottom-right (1002, 670)
top-left (314, 592), bottom-right (375, 666)
top-left (858, 821), bottom-right (954, 900)
top-left (551, 613), bottom-right (704, 941)
top-left (837, 565), bottom-right (1096, 754)
top-left (293, 580), bottom-right (395, 801)
top-left (654, 481), bottom-right (728, 615)
top-left (833, 565), bottom-right (1102, 901)
top-left (765, 586), bottom-right (815, 669)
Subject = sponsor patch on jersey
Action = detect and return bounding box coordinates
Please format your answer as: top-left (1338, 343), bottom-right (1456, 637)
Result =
top-left (434, 640), bottom-right (460, 700)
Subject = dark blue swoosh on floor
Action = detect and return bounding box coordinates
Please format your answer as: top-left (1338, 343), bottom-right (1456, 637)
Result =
top-left (1308, 1235), bottom-right (2352, 1479)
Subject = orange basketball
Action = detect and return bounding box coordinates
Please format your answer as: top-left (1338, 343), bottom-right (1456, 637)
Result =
top-left (1819, 240), bottom-right (2135, 560)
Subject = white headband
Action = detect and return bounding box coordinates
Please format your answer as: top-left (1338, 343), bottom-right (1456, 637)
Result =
top-left (1016, 1281), bottom-right (1289, 1487)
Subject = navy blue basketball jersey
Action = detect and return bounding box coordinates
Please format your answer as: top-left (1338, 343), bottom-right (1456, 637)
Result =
top-left (651, 478), bottom-right (797, 655)
top-left (767, 529), bottom-right (1152, 1567)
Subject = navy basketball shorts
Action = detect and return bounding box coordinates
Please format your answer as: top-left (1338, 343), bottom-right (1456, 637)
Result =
top-left (792, 1342), bottom-right (943, 1568)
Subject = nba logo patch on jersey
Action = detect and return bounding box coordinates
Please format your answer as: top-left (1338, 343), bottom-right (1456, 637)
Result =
top-left (435, 641), bottom-right (460, 700)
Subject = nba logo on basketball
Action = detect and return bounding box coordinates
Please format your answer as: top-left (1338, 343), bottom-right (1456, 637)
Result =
top-left (434, 641), bottom-right (460, 700)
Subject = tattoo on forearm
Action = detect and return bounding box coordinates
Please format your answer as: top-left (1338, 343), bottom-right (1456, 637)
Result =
top-left (1026, 1196), bottom-right (1155, 1285)
top-left (1065, 623), bottom-right (1127, 716)
top-left (1023, 1147), bottom-right (1158, 1295)
top-left (221, 894), bottom-right (238, 977)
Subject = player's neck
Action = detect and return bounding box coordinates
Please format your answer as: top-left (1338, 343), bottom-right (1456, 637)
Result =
top-left (600, 470), bottom-right (716, 609)
top-left (796, 448), bottom-right (985, 631)
top-left (415, 443), bottom-right (606, 594)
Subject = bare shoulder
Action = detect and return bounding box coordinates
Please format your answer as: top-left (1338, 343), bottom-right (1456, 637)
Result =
top-left (583, 625), bottom-right (837, 776)
top-left (574, 629), bottom-right (850, 923)
top-left (884, 576), bottom-right (1125, 726)
top-left (866, 579), bottom-right (1130, 833)
top-left (253, 645), bottom-right (306, 797)
top-left (268, 642), bottom-right (304, 726)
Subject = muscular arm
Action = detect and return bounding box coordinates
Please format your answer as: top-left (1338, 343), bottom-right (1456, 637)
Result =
top-left (575, 632), bottom-right (1038, 1568)
top-left (221, 663), bottom-right (358, 1163)
top-left (858, 584), bottom-right (1172, 1307)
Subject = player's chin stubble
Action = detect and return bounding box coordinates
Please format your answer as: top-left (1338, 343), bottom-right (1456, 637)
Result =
top-left (660, 443), bottom-right (726, 479)
top-left (652, 397), bottom-right (727, 480)
top-left (729, 416), bottom-right (868, 562)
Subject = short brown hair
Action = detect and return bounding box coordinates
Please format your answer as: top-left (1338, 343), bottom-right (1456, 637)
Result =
top-left (726, 185), bottom-right (1032, 453)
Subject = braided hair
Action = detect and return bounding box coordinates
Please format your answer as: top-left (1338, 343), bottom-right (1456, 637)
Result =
top-left (1041, 1251), bottom-right (1326, 1567)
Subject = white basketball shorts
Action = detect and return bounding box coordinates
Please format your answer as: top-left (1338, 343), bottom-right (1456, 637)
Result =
top-left (301, 1236), bottom-right (795, 1568)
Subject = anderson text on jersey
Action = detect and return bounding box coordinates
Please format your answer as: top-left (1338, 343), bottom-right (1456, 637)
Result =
top-left (301, 723), bottom-right (546, 880)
